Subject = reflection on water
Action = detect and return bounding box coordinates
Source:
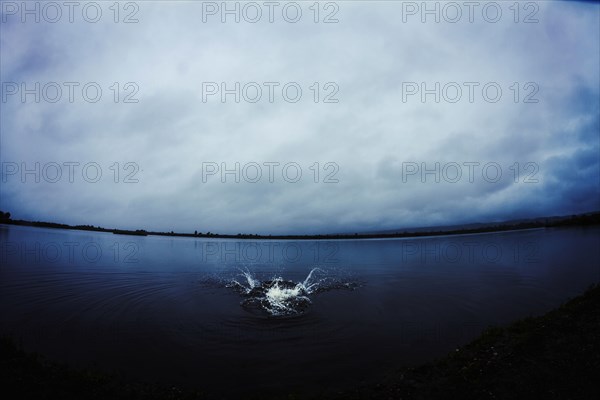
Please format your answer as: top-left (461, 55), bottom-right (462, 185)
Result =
top-left (0, 224), bottom-right (599, 397)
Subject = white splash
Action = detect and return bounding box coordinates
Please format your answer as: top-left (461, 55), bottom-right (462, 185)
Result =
top-left (230, 269), bottom-right (260, 294)
top-left (228, 268), bottom-right (327, 316)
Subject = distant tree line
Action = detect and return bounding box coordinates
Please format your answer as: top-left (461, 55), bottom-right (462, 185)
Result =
top-left (0, 211), bottom-right (11, 221)
top-left (1, 210), bottom-right (599, 240)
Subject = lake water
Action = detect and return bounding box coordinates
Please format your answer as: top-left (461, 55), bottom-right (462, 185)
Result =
top-left (1, 224), bottom-right (598, 397)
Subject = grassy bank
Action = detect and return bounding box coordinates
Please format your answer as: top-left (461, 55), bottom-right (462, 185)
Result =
top-left (2, 285), bottom-right (599, 399)
top-left (339, 284), bottom-right (600, 400)
top-left (0, 338), bottom-right (206, 400)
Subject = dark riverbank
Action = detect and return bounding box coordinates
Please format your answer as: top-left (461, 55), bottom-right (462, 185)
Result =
top-left (2, 284), bottom-right (599, 400)
top-left (339, 284), bottom-right (600, 400)
top-left (1, 210), bottom-right (599, 240)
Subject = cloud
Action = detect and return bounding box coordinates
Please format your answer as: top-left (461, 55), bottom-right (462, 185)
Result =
top-left (1, 1), bottom-right (598, 234)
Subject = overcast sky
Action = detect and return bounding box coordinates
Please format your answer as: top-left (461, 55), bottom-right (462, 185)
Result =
top-left (1, 0), bottom-right (599, 234)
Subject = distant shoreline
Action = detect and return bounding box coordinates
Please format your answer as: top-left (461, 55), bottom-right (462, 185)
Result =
top-left (1, 211), bottom-right (599, 240)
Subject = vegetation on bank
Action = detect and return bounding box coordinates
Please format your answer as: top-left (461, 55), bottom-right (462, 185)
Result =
top-left (2, 285), bottom-right (599, 399)
top-left (0, 336), bottom-right (206, 400)
top-left (1, 210), bottom-right (599, 240)
top-left (338, 284), bottom-right (600, 400)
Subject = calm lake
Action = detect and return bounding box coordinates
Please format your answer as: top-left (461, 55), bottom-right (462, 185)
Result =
top-left (1, 224), bottom-right (599, 397)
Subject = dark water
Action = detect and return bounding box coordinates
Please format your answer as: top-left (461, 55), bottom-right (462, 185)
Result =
top-left (1, 224), bottom-right (599, 397)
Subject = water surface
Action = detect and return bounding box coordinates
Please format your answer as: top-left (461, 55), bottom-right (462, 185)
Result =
top-left (1, 224), bottom-right (598, 397)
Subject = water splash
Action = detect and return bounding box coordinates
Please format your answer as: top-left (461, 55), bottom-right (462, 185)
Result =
top-left (226, 268), bottom-right (355, 316)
